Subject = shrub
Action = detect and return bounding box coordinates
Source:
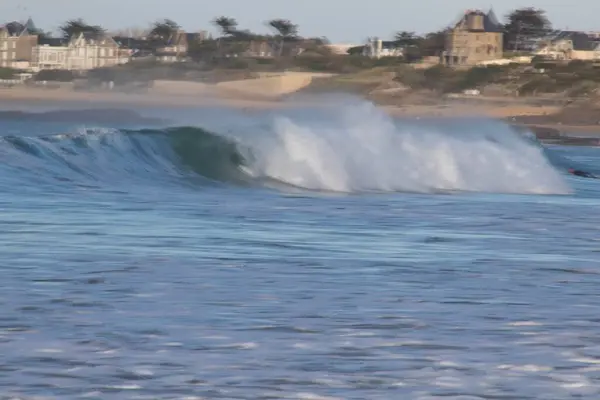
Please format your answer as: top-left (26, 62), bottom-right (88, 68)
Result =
top-left (34, 69), bottom-right (75, 82)
top-left (0, 67), bottom-right (18, 79)
top-left (518, 76), bottom-right (558, 96)
top-left (394, 65), bottom-right (426, 88)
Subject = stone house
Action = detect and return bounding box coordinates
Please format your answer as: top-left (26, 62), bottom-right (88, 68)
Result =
top-left (442, 9), bottom-right (504, 66)
top-left (0, 19), bottom-right (38, 69)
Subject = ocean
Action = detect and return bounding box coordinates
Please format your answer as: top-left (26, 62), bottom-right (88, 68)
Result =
top-left (1, 98), bottom-right (600, 399)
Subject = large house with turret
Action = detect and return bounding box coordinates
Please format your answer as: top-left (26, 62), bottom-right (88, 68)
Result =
top-left (442, 9), bottom-right (504, 66)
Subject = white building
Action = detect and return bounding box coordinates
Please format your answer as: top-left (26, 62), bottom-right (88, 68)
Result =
top-left (363, 38), bottom-right (403, 58)
top-left (32, 38), bottom-right (69, 70)
top-left (31, 32), bottom-right (125, 72)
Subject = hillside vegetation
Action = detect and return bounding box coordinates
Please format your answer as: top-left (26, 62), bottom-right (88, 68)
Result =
top-left (4, 57), bottom-right (600, 102)
top-left (304, 60), bottom-right (600, 99)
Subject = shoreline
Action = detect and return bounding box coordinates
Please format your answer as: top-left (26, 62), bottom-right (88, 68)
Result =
top-left (1, 87), bottom-right (599, 143)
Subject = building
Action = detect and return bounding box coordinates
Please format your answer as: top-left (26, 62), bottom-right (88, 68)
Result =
top-left (0, 20), bottom-right (38, 69)
top-left (534, 31), bottom-right (600, 61)
top-left (67, 32), bottom-right (120, 70)
top-left (31, 37), bottom-right (69, 70)
top-left (442, 9), bottom-right (504, 66)
top-left (324, 43), bottom-right (359, 55)
top-left (155, 29), bottom-right (189, 62)
top-left (112, 36), bottom-right (155, 60)
top-left (363, 38), bottom-right (403, 58)
top-left (31, 32), bottom-right (123, 71)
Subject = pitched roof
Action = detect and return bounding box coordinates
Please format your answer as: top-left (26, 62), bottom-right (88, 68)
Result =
top-left (39, 37), bottom-right (67, 47)
top-left (24, 17), bottom-right (38, 33)
top-left (112, 36), bottom-right (154, 50)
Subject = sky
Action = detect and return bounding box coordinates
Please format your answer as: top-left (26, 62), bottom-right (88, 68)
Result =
top-left (1, 0), bottom-right (599, 44)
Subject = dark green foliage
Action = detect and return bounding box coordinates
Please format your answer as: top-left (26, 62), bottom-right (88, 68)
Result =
top-left (150, 19), bottom-right (180, 42)
top-left (0, 68), bottom-right (18, 79)
top-left (34, 70), bottom-right (75, 82)
top-left (59, 19), bottom-right (104, 39)
top-left (504, 8), bottom-right (552, 51)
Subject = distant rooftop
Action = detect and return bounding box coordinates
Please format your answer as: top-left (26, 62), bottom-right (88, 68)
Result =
top-left (454, 9), bottom-right (504, 33)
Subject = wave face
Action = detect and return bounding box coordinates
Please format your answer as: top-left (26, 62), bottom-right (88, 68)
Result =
top-left (0, 102), bottom-right (574, 195)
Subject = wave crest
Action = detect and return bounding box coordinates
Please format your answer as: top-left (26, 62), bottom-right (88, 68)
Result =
top-left (0, 102), bottom-right (574, 195)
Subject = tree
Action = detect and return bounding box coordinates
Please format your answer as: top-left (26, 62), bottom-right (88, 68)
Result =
top-left (419, 30), bottom-right (447, 57)
top-left (267, 19), bottom-right (298, 38)
top-left (212, 16), bottom-right (238, 37)
top-left (188, 39), bottom-right (219, 61)
top-left (5, 22), bottom-right (25, 35)
top-left (267, 19), bottom-right (299, 57)
top-left (59, 19), bottom-right (104, 40)
top-left (394, 31), bottom-right (422, 48)
top-left (393, 31), bottom-right (425, 63)
top-left (150, 19), bottom-right (180, 42)
top-left (504, 8), bottom-right (552, 51)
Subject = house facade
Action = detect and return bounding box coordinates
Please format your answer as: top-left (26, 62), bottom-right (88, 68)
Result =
top-left (0, 21), bottom-right (38, 68)
top-left (363, 38), bottom-right (403, 58)
top-left (68, 32), bottom-right (120, 69)
top-left (31, 32), bottom-right (123, 71)
top-left (155, 30), bottom-right (189, 62)
top-left (442, 9), bottom-right (503, 66)
top-left (534, 31), bottom-right (600, 61)
top-left (31, 38), bottom-right (69, 70)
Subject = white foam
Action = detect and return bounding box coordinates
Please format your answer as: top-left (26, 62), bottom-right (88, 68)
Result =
top-left (508, 321), bottom-right (543, 327)
top-left (248, 101), bottom-right (571, 195)
top-left (36, 348), bottom-right (63, 353)
top-left (497, 364), bottom-right (553, 372)
top-left (571, 357), bottom-right (600, 364)
top-left (295, 393), bottom-right (342, 400)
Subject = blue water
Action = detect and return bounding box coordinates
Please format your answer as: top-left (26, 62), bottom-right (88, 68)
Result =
top-left (1, 100), bottom-right (600, 399)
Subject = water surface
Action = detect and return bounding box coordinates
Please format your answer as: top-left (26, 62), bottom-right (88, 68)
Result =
top-left (1, 101), bottom-right (599, 399)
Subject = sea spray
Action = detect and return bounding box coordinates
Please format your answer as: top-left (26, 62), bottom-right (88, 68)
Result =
top-left (246, 101), bottom-right (572, 194)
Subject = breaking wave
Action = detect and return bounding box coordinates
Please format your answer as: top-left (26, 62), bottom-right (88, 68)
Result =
top-left (0, 102), bottom-right (578, 195)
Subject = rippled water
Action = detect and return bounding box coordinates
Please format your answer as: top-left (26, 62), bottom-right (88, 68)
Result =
top-left (1, 101), bottom-right (600, 399)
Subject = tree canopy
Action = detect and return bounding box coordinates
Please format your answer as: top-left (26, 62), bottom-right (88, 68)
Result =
top-left (267, 19), bottom-right (298, 38)
top-left (59, 19), bottom-right (105, 40)
top-left (505, 7), bottom-right (552, 36)
top-left (394, 31), bottom-right (421, 48)
top-left (150, 19), bottom-right (180, 42)
top-left (212, 16), bottom-right (238, 37)
top-left (504, 8), bottom-right (552, 50)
